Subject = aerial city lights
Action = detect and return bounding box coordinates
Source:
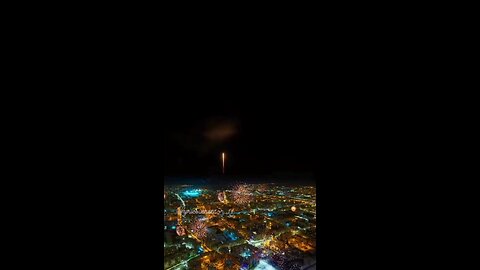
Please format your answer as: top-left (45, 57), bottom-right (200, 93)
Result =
top-left (164, 95), bottom-right (318, 270)
top-left (164, 183), bottom-right (316, 269)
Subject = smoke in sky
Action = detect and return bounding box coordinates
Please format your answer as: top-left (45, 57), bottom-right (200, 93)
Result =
top-left (203, 117), bottom-right (238, 142)
top-left (167, 117), bottom-right (239, 156)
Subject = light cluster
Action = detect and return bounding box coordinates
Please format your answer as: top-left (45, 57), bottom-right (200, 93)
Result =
top-left (175, 225), bottom-right (186, 236)
top-left (190, 218), bottom-right (208, 239)
top-left (232, 184), bottom-right (254, 205)
top-left (257, 184), bottom-right (268, 193)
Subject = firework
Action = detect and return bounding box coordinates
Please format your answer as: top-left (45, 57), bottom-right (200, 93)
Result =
top-left (232, 184), bottom-right (253, 205)
top-left (218, 191), bottom-right (225, 203)
top-left (190, 219), bottom-right (208, 239)
top-left (176, 225), bottom-right (186, 236)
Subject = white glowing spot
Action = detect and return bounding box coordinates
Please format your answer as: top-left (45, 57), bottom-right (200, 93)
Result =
top-left (254, 260), bottom-right (278, 270)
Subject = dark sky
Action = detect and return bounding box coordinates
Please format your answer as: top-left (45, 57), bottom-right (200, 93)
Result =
top-left (164, 98), bottom-right (318, 180)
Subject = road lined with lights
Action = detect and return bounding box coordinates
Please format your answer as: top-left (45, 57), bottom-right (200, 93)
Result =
top-left (164, 254), bottom-right (201, 270)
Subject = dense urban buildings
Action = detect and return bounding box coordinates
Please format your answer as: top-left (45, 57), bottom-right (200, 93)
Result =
top-left (164, 182), bottom-right (316, 270)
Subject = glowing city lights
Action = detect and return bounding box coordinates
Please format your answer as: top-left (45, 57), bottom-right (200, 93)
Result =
top-left (182, 189), bottom-right (202, 198)
top-left (254, 260), bottom-right (277, 270)
top-left (164, 184), bottom-right (316, 270)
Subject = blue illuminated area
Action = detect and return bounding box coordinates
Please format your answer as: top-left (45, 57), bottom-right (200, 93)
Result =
top-left (198, 246), bottom-right (204, 253)
top-left (286, 222), bottom-right (291, 227)
top-left (254, 260), bottom-right (278, 270)
top-left (267, 212), bottom-right (274, 217)
top-left (224, 231), bottom-right (239, 241)
top-left (240, 249), bottom-right (252, 258)
top-left (182, 189), bottom-right (202, 198)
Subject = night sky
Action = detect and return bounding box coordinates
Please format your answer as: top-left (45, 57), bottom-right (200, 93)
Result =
top-left (164, 98), bottom-right (318, 183)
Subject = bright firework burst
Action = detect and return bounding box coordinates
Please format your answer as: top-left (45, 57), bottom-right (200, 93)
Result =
top-left (232, 184), bottom-right (253, 205)
top-left (176, 225), bottom-right (186, 236)
top-left (190, 219), bottom-right (208, 239)
top-left (218, 191), bottom-right (225, 203)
